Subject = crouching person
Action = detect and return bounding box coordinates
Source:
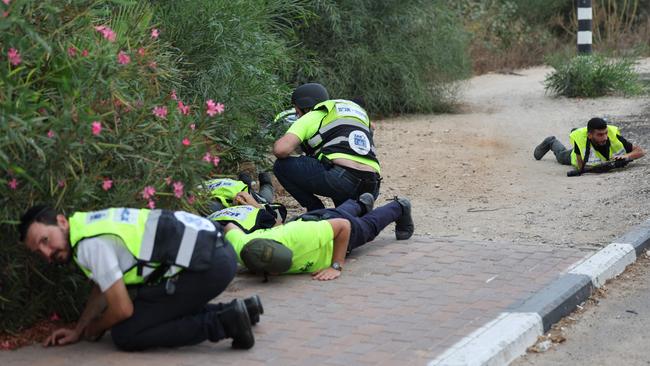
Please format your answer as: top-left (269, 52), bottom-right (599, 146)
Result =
top-left (19, 206), bottom-right (263, 351)
top-left (223, 194), bottom-right (414, 281)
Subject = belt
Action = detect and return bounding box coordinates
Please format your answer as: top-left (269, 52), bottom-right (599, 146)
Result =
top-left (336, 165), bottom-right (380, 182)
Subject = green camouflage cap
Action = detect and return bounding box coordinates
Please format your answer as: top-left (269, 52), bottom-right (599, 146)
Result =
top-left (241, 239), bottom-right (292, 274)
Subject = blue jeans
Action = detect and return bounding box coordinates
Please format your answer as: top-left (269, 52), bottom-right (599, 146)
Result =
top-left (274, 156), bottom-right (379, 211)
top-left (303, 199), bottom-right (402, 252)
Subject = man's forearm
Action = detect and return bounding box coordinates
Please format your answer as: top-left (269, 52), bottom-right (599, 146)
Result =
top-left (75, 284), bottom-right (107, 334)
top-left (330, 219), bottom-right (351, 265)
top-left (627, 145), bottom-right (645, 160)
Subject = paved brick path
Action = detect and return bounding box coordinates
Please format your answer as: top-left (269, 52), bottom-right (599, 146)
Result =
top-left (3, 235), bottom-right (588, 366)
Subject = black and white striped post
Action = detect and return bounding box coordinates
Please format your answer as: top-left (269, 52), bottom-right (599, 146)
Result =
top-left (577, 0), bottom-right (593, 54)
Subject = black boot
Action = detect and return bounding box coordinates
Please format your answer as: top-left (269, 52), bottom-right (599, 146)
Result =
top-left (358, 192), bottom-right (375, 215)
top-left (218, 299), bottom-right (255, 349)
top-left (394, 197), bottom-right (414, 240)
top-left (237, 172), bottom-right (253, 187)
top-left (244, 295), bottom-right (264, 326)
top-left (533, 136), bottom-right (556, 160)
top-left (258, 172), bottom-right (273, 186)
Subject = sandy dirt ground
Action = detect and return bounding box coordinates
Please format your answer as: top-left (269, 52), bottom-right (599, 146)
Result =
top-left (369, 59), bottom-right (650, 251)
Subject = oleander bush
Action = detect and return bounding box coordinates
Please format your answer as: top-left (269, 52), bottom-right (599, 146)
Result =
top-left (0, 0), bottom-right (227, 333)
top-left (152, 0), bottom-right (312, 162)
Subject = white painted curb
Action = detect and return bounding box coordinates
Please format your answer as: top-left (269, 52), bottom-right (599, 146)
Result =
top-left (428, 312), bottom-right (542, 366)
top-left (427, 229), bottom-right (650, 366)
top-left (569, 243), bottom-right (636, 287)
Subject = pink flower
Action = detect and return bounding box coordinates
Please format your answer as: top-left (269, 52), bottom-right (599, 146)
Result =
top-left (148, 61), bottom-right (157, 69)
top-left (137, 47), bottom-right (145, 57)
top-left (2, 0), bottom-right (9, 5)
top-left (94, 25), bottom-right (116, 42)
top-left (187, 195), bottom-right (196, 205)
top-left (49, 312), bottom-right (61, 321)
top-left (81, 49), bottom-right (89, 57)
top-left (58, 179), bottom-right (66, 188)
top-left (151, 28), bottom-right (160, 39)
top-left (7, 48), bottom-right (21, 66)
top-left (147, 200), bottom-right (156, 209)
top-left (8, 178), bottom-right (17, 190)
top-left (177, 101), bottom-right (190, 115)
top-left (117, 51), bottom-right (130, 65)
top-left (190, 123), bottom-right (196, 130)
top-left (102, 178), bottom-right (112, 191)
top-left (182, 138), bottom-right (190, 146)
top-left (142, 185), bottom-right (156, 200)
top-left (91, 121), bottom-right (102, 136)
top-left (67, 47), bottom-right (77, 57)
top-left (0, 341), bottom-right (12, 351)
top-left (202, 152), bottom-right (212, 162)
top-left (212, 156), bottom-right (220, 167)
top-left (47, 130), bottom-right (55, 138)
top-left (152, 106), bottom-right (168, 119)
top-left (206, 100), bottom-right (225, 117)
top-left (170, 90), bottom-right (177, 100)
top-left (173, 181), bottom-right (184, 198)
top-left (2, 11), bottom-right (8, 18)
top-left (165, 176), bottom-right (172, 185)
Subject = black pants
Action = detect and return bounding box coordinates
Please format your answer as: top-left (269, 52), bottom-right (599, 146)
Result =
top-left (111, 243), bottom-right (238, 350)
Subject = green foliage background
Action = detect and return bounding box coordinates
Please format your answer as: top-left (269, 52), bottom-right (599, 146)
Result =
top-left (291, 1), bottom-right (471, 114)
top-left (2, 0), bottom-right (650, 335)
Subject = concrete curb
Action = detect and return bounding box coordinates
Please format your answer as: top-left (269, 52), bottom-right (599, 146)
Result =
top-left (428, 218), bottom-right (650, 366)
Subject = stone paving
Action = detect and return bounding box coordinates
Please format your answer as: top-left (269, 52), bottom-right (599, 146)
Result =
top-left (2, 234), bottom-right (589, 366)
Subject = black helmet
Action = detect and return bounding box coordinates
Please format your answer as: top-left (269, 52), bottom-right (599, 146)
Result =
top-left (291, 83), bottom-right (329, 109)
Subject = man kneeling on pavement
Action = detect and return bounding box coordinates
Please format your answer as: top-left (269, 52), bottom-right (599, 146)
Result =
top-left (221, 194), bottom-right (414, 280)
top-left (19, 206), bottom-right (262, 351)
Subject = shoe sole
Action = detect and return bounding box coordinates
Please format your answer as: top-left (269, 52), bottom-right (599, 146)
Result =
top-left (231, 300), bottom-right (255, 350)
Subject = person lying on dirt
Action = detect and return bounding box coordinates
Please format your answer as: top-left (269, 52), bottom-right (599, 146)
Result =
top-left (201, 172), bottom-right (274, 212)
top-left (533, 117), bottom-right (645, 172)
top-left (18, 205), bottom-right (262, 351)
top-left (272, 83), bottom-right (381, 211)
top-left (222, 193), bottom-right (414, 281)
top-left (207, 191), bottom-right (286, 233)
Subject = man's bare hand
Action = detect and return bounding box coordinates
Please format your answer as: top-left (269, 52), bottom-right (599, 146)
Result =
top-left (43, 328), bottom-right (80, 347)
top-left (234, 192), bottom-right (260, 207)
top-left (312, 267), bottom-right (341, 281)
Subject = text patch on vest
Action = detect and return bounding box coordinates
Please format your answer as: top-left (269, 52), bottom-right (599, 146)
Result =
top-left (348, 130), bottom-right (371, 155)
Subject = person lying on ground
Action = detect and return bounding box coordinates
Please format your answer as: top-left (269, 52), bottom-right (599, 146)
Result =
top-left (202, 172), bottom-right (274, 212)
top-left (221, 194), bottom-right (414, 281)
top-left (207, 191), bottom-right (285, 233)
top-left (533, 117), bottom-right (645, 172)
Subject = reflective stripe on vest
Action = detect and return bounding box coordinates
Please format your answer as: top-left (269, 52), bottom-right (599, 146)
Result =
top-left (203, 178), bottom-right (249, 208)
top-left (208, 205), bottom-right (260, 232)
top-left (304, 100), bottom-right (378, 163)
top-left (70, 208), bottom-right (220, 285)
top-left (569, 125), bottom-right (626, 168)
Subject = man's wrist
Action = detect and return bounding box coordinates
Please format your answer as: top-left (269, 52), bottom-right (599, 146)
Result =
top-left (331, 261), bottom-right (343, 271)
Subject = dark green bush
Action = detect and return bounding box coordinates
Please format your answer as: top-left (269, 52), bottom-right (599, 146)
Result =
top-left (152, 0), bottom-right (312, 164)
top-left (544, 55), bottom-right (644, 97)
top-left (1, 1), bottom-right (226, 332)
top-left (292, 0), bottom-right (471, 115)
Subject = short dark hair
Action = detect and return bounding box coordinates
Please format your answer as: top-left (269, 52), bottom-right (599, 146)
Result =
top-left (18, 205), bottom-right (58, 242)
top-left (587, 117), bottom-right (608, 132)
